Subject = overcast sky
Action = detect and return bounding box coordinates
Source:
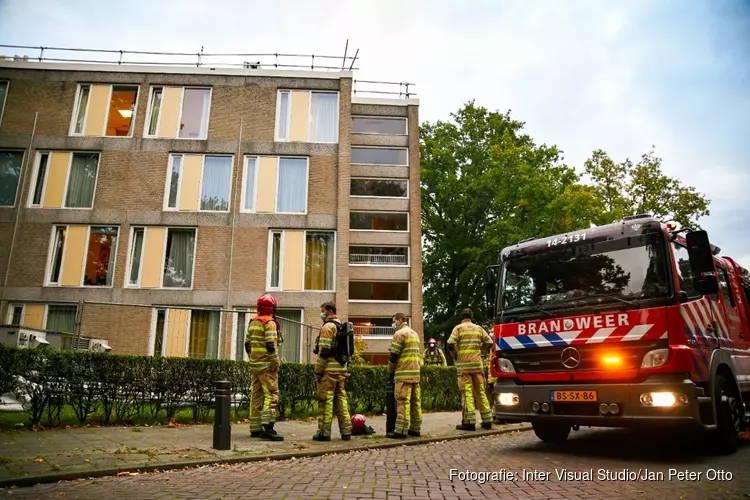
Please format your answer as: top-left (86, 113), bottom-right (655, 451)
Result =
top-left (1, 0), bottom-right (749, 267)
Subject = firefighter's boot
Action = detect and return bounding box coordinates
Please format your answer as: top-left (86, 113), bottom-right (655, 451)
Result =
top-left (456, 423), bottom-right (476, 431)
top-left (260, 423), bottom-right (283, 441)
top-left (312, 432), bottom-right (331, 442)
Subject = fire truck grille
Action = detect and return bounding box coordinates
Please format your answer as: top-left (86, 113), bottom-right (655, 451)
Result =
top-left (499, 339), bottom-right (667, 373)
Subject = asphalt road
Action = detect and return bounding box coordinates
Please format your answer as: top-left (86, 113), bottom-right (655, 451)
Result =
top-left (1, 426), bottom-right (748, 499)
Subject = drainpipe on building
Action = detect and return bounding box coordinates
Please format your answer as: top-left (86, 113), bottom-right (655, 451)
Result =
top-left (0, 112), bottom-right (38, 313)
top-left (225, 118), bottom-right (243, 312)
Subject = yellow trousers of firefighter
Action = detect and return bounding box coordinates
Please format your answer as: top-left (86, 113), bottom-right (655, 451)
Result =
top-left (316, 372), bottom-right (352, 438)
top-left (458, 372), bottom-right (492, 425)
top-left (249, 367), bottom-right (279, 432)
top-left (395, 381), bottom-right (422, 435)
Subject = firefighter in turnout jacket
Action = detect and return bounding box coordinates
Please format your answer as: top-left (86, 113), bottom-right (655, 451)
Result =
top-left (448, 308), bottom-right (494, 430)
top-left (387, 312), bottom-right (423, 439)
top-left (313, 302), bottom-right (352, 441)
top-left (246, 293), bottom-right (283, 441)
top-left (422, 338), bottom-right (447, 366)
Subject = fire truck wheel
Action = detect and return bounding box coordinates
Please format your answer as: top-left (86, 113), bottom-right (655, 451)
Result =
top-left (713, 374), bottom-right (740, 455)
top-left (531, 421), bottom-right (571, 443)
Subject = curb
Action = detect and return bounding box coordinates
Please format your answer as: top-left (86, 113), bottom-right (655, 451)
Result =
top-left (0, 424), bottom-right (532, 489)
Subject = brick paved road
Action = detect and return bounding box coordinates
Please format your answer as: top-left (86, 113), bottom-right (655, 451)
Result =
top-left (0, 427), bottom-right (748, 500)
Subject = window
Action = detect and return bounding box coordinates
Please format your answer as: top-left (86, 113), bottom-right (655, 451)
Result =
top-left (351, 147), bottom-right (408, 166)
top-left (350, 179), bottom-right (408, 198)
top-left (350, 281), bottom-right (410, 301)
top-left (277, 158), bottom-right (308, 213)
top-left (276, 309), bottom-right (302, 362)
top-left (275, 90), bottom-right (338, 143)
top-left (0, 81), bottom-right (8, 127)
top-left (46, 304), bottom-right (77, 333)
top-left (672, 242), bottom-right (699, 298)
top-left (267, 230), bottom-right (335, 291)
top-left (350, 212), bottom-right (409, 231)
top-left (29, 152), bottom-right (99, 209)
top-left (47, 225), bottom-right (118, 287)
top-left (305, 232), bottom-right (335, 290)
top-left (235, 310), bottom-right (248, 361)
top-left (165, 155), bottom-right (232, 212)
top-left (163, 229), bottom-right (197, 288)
top-left (71, 84), bottom-right (138, 137)
top-left (145, 87), bottom-right (211, 139)
top-left (350, 246), bottom-right (409, 266)
top-left (242, 157), bottom-right (258, 212)
top-left (153, 309), bottom-right (166, 357)
top-left (351, 317), bottom-right (406, 336)
top-left (127, 227), bottom-right (197, 289)
top-left (83, 227), bottom-right (118, 286)
top-left (188, 309), bottom-right (220, 359)
top-left (9, 304), bottom-right (23, 325)
top-left (717, 267), bottom-right (736, 308)
top-left (0, 150), bottom-right (23, 207)
top-left (351, 117), bottom-right (407, 135)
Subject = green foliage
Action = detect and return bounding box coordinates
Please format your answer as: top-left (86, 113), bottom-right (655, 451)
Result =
top-left (0, 345), bottom-right (462, 427)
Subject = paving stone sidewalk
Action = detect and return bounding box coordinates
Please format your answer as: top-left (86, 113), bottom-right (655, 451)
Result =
top-left (0, 412), bottom-right (529, 486)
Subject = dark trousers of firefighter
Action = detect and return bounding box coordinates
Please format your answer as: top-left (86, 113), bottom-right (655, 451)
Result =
top-left (249, 367), bottom-right (279, 432)
top-left (395, 381), bottom-right (422, 435)
top-left (316, 372), bottom-right (352, 437)
top-left (458, 372), bottom-right (492, 425)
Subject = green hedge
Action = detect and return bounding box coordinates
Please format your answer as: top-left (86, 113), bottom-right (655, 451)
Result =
top-left (0, 346), bottom-right (462, 427)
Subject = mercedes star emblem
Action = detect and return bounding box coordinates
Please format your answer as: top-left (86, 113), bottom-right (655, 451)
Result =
top-left (561, 347), bottom-right (581, 369)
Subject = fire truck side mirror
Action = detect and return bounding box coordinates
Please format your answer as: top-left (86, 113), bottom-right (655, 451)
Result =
top-left (485, 266), bottom-right (498, 319)
top-left (686, 230), bottom-right (719, 296)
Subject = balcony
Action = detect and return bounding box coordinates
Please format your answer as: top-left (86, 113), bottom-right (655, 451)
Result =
top-left (353, 325), bottom-right (393, 336)
top-left (350, 253), bottom-right (408, 265)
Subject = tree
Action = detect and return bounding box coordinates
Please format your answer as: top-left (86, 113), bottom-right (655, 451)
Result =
top-left (584, 147), bottom-right (710, 228)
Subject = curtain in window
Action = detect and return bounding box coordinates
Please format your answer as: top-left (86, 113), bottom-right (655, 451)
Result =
top-left (201, 156), bottom-right (232, 211)
top-left (129, 229), bottom-right (144, 285)
top-left (162, 229), bottom-right (196, 288)
top-left (189, 310), bottom-right (219, 359)
top-left (305, 232), bottom-right (334, 290)
top-left (270, 233), bottom-right (281, 287)
top-left (179, 89), bottom-right (211, 139)
top-left (276, 158), bottom-right (307, 213)
top-left (244, 158), bottom-right (256, 211)
top-left (277, 92), bottom-right (289, 139)
top-left (276, 310), bottom-right (301, 362)
top-left (0, 151), bottom-right (23, 206)
top-left (47, 305), bottom-right (77, 333)
top-left (235, 312), bottom-right (247, 361)
top-left (310, 93), bottom-right (338, 142)
top-left (65, 153), bottom-right (98, 208)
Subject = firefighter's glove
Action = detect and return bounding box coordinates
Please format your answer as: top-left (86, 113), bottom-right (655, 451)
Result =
top-left (244, 342), bottom-right (250, 355)
top-left (265, 342), bottom-right (276, 354)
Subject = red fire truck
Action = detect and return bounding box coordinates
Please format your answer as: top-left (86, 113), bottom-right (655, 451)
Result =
top-left (484, 214), bottom-right (750, 453)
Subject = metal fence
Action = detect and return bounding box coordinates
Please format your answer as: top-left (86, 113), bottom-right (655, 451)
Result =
top-left (0, 43), bottom-right (416, 99)
top-left (349, 254), bottom-right (408, 265)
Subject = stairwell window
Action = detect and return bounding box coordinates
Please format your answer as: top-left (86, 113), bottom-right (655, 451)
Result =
top-left (351, 147), bottom-right (408, 166)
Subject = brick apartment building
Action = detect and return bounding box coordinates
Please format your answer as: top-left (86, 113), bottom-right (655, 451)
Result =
top-left (0, 48), bottom-right (423, 364)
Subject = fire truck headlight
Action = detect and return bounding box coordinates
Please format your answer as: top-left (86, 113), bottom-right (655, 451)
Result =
top-left (497, 393), bottom-right (519, 406)
top-left (498, 358), bottom-right (516, 374)
top-left (641, 348), bottom-right (669, 369)
top-left (640, 392), bottom-right (689, 407)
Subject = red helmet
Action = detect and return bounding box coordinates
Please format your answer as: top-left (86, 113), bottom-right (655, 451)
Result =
top-left (257, 293), bottom-right (277, 315)
top-left (428, 338), bottom-right (437, 344)
top-left (351, 414), bottom-right (366, 433)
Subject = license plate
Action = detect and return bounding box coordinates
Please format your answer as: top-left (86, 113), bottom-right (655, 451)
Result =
top-left (550, 390), bottom-right (597, 402)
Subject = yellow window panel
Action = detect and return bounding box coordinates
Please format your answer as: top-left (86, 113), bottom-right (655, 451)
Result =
top-left (282, 230), bottom-right (304, 291)
top-left (42, 152), bottom-right (71, 208)
top-left (165, 308), bottom-right (189, 357)
top-left (61, 226), bottom-right (88, 286)
top-left (255, 157), bottom-right (278, 213)
top-left (178, 155), bottom-right (202, 211)
top-left (22, 304), bottom-right (46, 329)
top-left (158, 87), bottom-right (183, 138)
top-left (84, 85), bottom-right (111, 136)
top-left (290, 91), bottom-right (310, 142)
top-left (140, 227), bottom-right (166, 288)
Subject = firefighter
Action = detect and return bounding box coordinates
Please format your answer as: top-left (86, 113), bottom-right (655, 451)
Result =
top-left (313, 302), bottom-right (352, 441)
top-left (387, 312), bottom-right (422, 439)
top-left (422, 337), bottom-right (447, 366)
top-left (447, 308), bottom-right (494, 430)
top-left (484, 333), bottom-right (497, 421)
top-left (246, 293), bottom-right (283, 441)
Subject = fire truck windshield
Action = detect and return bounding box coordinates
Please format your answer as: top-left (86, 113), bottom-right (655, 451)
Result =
top-left (500, 232), bottom-right (670, 312)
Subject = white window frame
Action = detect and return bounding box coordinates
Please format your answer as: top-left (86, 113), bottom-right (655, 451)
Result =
top-left (275, 156), bottom-right (309, 214)
top-left (349, 211), bottom-right (410, 232)
top-left (351, 115), bottom-right (408, 136)
top-left (69, 83), bottom-right (140, 137)
top-left (230, 307), bottom-right (254, 362)
top-left (349, 245), bottom-right (410, 267)
top-left (163, 154), bottom-right (233, 213)
top-left (351, 146), bottom-right (409, 167)
top-left (0, 149), bottom-right (25, 208)
top-left (7, 303), bottom-right (25, 325)
top-left (28, 151), bottom-right (100, 209)
top-left (349, 280), bottom-right (412, 303)
top-left (183, 307), bottom-right (223, 359)
top-left (350, 177), bottom-right (409, 199)
top-left (0, 80), bottom-right (9, 128)
top-left (148, 307), bottom-right (170, 357)
top-left (143, 86), bottom-right (213, 140)
top-left (275, 90), bottom-right (340, 143)
top-left (240, 156), bottom-right (260, 213)
top-left (44, 224), bottom-right (120, 288)
top-left (125, 226), bottom-right (199, 290)
top-left (265, 229), bottom-right (337, 292)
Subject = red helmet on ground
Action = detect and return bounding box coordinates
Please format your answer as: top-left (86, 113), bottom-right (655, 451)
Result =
top-left (351, 414), bottom-right (366, 433)
top-left (257, 293), bottom-right (278, 315)
top-left (428, 338), bottom-right (437, 344)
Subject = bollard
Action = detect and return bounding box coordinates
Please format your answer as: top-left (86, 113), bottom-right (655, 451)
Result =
top-left (213, 380), bottom-right (231, 450)
top-left (386, 377), bottom-right (396, 434)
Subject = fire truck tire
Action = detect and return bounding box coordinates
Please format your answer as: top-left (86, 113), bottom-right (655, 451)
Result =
top-left (713, 374), bottom-right (740, 455)
top-left (531, 421), bottom-right (571, 443)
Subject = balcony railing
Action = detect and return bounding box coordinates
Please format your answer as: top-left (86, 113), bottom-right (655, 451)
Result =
top-left (353, 325), bottom-right (393, 336)
top-left (350, 254), bottom-right (408, 265)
